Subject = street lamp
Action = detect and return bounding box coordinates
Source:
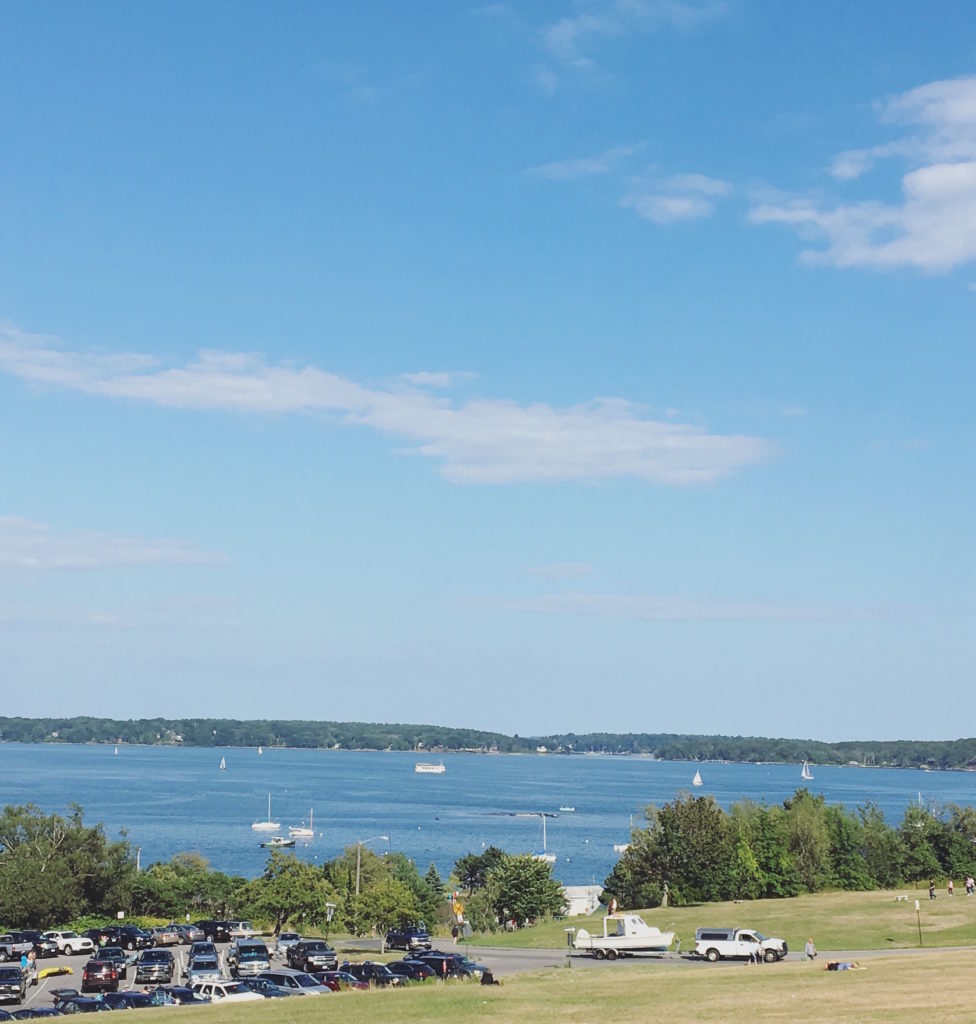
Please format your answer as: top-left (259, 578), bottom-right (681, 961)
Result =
top-left (355, 835), bottom-right (390, 896)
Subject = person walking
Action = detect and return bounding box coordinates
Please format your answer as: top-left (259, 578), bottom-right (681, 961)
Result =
top-left (966, 876), bottom-right (975, 896)
top-left (929, 879), bottom-right (937, 899)
top-left (804, 938), bottom-right (817, 960)
top-left (948, 878), bottom-right (955, 896)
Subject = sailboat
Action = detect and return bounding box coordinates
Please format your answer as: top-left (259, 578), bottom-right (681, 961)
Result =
top-left (251, 793), bottom-right (280, 832)
top-left (801, 760), bottom-right (814, 781)
top-left (219, 756), bottom-right (227, 771)
top-left (532, 813), bottom-right (556, 864)
top-left (114, 746), bottom-right (118, 756)
top-left (692, 768), bottom-right (703, 787)
top-left (288, 809), bottom-right (314, 839)
top-left (258, 746), bottom-right (263, 755)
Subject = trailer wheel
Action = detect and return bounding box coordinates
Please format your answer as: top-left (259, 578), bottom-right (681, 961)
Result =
top-left (705, 948), bottom-right (719, 962)
top-left (593, 949), bottom-right (605, 960)
top-left (606, 949), bottom-right (618, 961)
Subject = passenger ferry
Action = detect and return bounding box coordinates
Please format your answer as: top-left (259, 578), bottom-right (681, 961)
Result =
top-left (414, 761), bottom-right (446, 774)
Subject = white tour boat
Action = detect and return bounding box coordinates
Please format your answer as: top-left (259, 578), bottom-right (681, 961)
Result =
top-left (414, 762), bottom-right (446, 774)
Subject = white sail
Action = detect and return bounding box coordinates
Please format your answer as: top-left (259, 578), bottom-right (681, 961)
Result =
top-left (801, 760), bottom-right (814, 781)
top-left (219, 756), bottom-right (226, 771)
top-left (692, 769), bottom-right (703, 787)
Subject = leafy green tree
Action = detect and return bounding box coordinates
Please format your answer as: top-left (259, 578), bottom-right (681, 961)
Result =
top-left (454, 846), bottom-right (506, 894)
top-left (602, 824), bottom-right (664, 910)
top-left (241, 851), bottom-right (340, 934)
top-left (824, 806), bottom-right (872, 890)
top-left (485, 854), bottom-right (564, 927)
top-left (730, 802), bottom-right (801, 898)
top-left (0, 804), bottom-right (135, 927)
top-left (782, 790), bottom-right (831, 891)
top-left (899, 806), bottom-right (942, 881)
top-left (350, 877), bottom-right (421, 944)
top-left (857, 803), bottom-right (905, 888)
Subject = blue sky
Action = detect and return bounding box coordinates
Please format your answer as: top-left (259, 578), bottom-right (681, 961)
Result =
top-left (1, 1), bottom-right (974, 741)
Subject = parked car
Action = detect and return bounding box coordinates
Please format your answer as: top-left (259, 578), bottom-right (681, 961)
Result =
top-left (257, 969), bottom-right (331, 996)
top-left (148, 927), bottom-right (180, 947)
top-left (51, 996), bottom-right (113, 1014)
top-left (144, 986), bottom-right (211, 1006)
top-left (184, 956), bottom-right (222, 985)
top-left (43, 932), bottom-right (95, 958)
top-left (168, 925), bottom-right (204, 945)
top-left (228, 947), bottom-right (271, 978)
top-left (134, 949), bottom-right (175, 984)
top-left (238, 977), bottom-right (292, 999)
top-left (311, 970), bottom-right (368, 991)
top-left (100, 926), bottom-right (153, 952)
top-left (80, 961), bottom-right (118, 994)
top-left (8, 934), bottom-right (57, 959)
top-left (286, 940), bottom-right (337, 972)
top-left (408, 951), bottom-right (476, 979)
top-left (187, 941), bottom-right (218, 961)
top-left (342, 961), bottom-right (403, 988)
top-left (92, 948), bottom-right (128, 980)
top-left (190, 980), bottom-right (263, 1003)
top-left (226, 921), bottom-right (256, 939)
top-left (79, 930), bottom-right (111, 949)
top-left (0, 939), bottom-right (31, 964)
top-left (385, 925), bottom-right (432, 951)
top-left (192, 921), bottom-right (232, 943)
top-left (101, 992), bottom-right (156, 1010)
top-left (0, 967), bottom-right (27, 1006)
top-left (273, 932), bottom-right (301, 957)
top-left (388, 960), bottom-right (436, 982)
top-left (11, 1010), bottom-right (64, 1019)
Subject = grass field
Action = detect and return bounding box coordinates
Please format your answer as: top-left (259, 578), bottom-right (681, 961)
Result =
top-left (462, 886), bottom-right (976, 953)
top-left (139, 950), bottom-right (976, 1023)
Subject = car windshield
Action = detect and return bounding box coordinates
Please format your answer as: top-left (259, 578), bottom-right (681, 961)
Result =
top-left (222, 984), bottom-right (247, 994)
top-left (61, 932), bottom-right (79, 939)
top-left (279, 933), bottom-right (299, 941)
top-left (294, 975), bottom-right (322, 989)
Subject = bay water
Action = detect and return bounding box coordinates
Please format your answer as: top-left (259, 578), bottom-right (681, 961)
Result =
top-left (2, 743), bottom-right (973, 885)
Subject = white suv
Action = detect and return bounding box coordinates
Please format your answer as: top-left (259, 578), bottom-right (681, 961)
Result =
top-left (190, 980), bottom-right (263, 1003)
top-left (42, 931), bottom-right (95, 956)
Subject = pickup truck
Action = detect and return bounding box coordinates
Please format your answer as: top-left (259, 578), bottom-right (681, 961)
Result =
top-left (0, 935), bottom-right (33, 962)
top-left (385, 926), bottom-right (432, 951)
top-left (694, 927), bottom-right (788, 963)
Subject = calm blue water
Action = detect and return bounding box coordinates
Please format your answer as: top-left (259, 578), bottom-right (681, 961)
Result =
top-left (1, 744), bottom-right (973, 885)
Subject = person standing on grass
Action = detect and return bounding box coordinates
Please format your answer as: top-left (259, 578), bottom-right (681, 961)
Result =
top-left (948, 879), bottom-right (954, 896)
top-left (804, 938), bottom-right (817, 960)
top-left (929, 879), bottom-right (937, 899)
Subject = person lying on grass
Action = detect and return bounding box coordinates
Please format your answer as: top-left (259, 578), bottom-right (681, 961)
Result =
top-left (824, 961), bottom-right (864, 971)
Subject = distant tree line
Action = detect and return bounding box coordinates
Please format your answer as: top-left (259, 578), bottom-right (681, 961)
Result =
top-left (602, 791), bottom-right (976, 909)
top-left (2, 717), bottom-right (976, 769)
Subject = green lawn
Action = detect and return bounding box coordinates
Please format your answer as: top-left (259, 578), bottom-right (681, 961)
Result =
top-left (464, 886), bottom-right (976, 952)
top-left (136, 950), bottom-right (976, 1024)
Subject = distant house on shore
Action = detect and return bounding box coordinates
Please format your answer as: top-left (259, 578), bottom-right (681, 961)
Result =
top-left (563, 885), bottom-right (602, 916)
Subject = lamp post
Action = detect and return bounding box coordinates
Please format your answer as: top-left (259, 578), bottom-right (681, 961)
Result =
top-left (355, 835), bottom-right (389, 896)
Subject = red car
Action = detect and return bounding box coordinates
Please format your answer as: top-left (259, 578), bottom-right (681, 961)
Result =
top-left (81, 960), bottom-right (119, 993)
top-left (312, 971), bottom-right (368, 991)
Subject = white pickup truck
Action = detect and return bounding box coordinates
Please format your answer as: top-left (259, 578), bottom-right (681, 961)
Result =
top-left (694, 927), bottom-right (788, 963)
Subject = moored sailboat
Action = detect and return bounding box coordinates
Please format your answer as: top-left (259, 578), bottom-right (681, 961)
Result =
top-left (251, 793), bottom-right (280, 832)
top-left (288, 809), bottom-right (314, 839)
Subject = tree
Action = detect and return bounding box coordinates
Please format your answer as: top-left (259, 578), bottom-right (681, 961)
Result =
top-left (454, 846), bottom-right (505, 894)
top-left (899, 806), bottom-right (942, 881)
top-left (241, 851), bottom-right (340, 934)
top-left (857, 803), bottom-right (904, 888)
top-left (485, 854), bottom-right (564, 927)
top-left (0, 804), bottom-right (135, 927)
top-left (782, 790), bottom-right (831, 891)
top-left (351, 877), bottom-right (421, 945)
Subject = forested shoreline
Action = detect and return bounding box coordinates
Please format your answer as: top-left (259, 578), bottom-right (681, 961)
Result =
top-left (1, 717), bottom-right (975, 770)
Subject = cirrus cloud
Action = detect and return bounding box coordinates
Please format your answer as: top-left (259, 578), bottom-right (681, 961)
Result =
top-left (0, 322), bottom-right (773, 486)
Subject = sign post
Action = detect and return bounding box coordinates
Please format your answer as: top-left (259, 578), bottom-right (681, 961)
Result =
top-left (915, 899), bottom-right (922, 946)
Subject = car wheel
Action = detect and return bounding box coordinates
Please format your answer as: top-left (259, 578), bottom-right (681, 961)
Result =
top-left (127, 940), bottom-right (136, 951)
top-left (705, 948), bottom-right (719, 963)
top-left (64, 945), bottom-right (73, 956)
top-left (763, 949), bottom-right (777, 963)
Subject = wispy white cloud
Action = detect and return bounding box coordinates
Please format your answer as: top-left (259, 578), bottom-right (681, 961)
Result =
top-left (0, 323), bottom-right (773, 486)
top-left (0, 516), bottom-right (226, 570)
top-left (752, 76), bottom-right (976, 271)
top-left (622, 172), bottom-right (730, 223)
top-left (0, 596), bottom-right (235, 630)
top-left (398, 370), bottom-right (475, 388)
top-left (542, 0), bottom-right (726, 70)
top-left (507, 591), bottom-right (852, 622)
top-left (527, 144), bottom-right (642, 180)
top-left (526, 562), bottom-right (593, 579)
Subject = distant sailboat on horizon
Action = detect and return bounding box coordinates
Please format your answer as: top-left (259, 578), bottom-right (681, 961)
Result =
top-left (801, 760), bottom-right (814, 781)
top-left (258, 746), bottom-right (263, 755)
top-left (219, 756), bottom-right (227, 771)
top-left (692, 768), bottom-right (703, 787)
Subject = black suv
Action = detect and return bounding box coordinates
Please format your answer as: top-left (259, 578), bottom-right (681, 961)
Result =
top-left (385, 925), bottom-right (432, 951)
top-left (101, 926), bottom-right (153, 951)
top-left (285, 940), bottom-right (337, 972)
top-left (134, 949), bottom-right (175, 984)
top-left (193, 921), bottom-right (232, 943)
top-left (343, 961), bottom-right (402, 987)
